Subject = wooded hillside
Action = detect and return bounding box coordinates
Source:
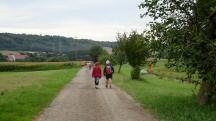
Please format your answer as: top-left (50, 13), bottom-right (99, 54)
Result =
top-left (0, 33), bottom-right (115, 52)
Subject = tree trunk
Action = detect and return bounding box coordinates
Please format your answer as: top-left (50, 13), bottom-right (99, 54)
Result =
top-left (197, 80), bottom-right (214, 105)
top-left (118, 63), bottom-right (122, 73)
top-left (131, 66), bottom-right (140, 80)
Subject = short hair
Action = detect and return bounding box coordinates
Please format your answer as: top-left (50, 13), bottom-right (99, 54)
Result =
top-left (106, 60), bottom-right (110, 64)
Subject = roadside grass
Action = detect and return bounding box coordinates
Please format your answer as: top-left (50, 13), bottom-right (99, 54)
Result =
top-left (0, 68), bottom-right (80, 121)
top-left (113, 65), bottom-right (216, 121)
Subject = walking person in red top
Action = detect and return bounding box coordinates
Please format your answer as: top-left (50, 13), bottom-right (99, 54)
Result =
top-left (92, 62), bottom-right (102, 89)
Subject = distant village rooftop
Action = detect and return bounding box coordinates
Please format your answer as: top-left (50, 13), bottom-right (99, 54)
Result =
top-left (7, 54), bottom-right (28, 62)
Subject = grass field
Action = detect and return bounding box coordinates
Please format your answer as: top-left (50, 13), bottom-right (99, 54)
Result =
top-left (0, 68), bottom-right (80, 121)
top-left (113, 65), bottom-right (216, 121)
top-left (0, 62), bottom-right (79, 72)
top-left (153, 60), bottom-right (187, 80)
top-left (153, 60), bottom-right (199, 82)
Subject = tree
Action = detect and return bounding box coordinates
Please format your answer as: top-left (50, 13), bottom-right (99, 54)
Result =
top-left (113, 33), bottom-right (127, 73)
top-left (98, 54), bottom-right (116, 65)
top-left (124, 31), bottom-right (150, 79)
top-left (140, 0), bottom-right (216, 104)
top-left (0, 53), bottom-right (6, 62)
top-left (67, 50), bottom-right (91, 61)
top-left (89, 45), bottom-right (107, 62)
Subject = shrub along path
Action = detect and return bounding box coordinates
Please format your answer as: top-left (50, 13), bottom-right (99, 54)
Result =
top-left (35, 68), bottom-right (156, 121)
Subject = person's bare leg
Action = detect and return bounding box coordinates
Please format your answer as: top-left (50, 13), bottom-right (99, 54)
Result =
top-left (106, 79), bottom-right (108, 88)
top-left (108, 78), bottom-right (112, 88)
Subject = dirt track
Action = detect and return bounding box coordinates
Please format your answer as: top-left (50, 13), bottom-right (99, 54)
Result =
top-left (35, 68), bottom-right (157, 121)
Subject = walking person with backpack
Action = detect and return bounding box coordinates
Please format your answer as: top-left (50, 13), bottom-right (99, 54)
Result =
top-left (92, 62), bottom-right (102, 89)
top-left (104, 60), bottom-right (114, 88)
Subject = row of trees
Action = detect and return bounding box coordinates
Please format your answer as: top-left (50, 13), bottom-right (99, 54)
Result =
top-left (88, 32), bottom-right (151, 80)
top-left (0, 33), bottom-right (115, 52)
top-left (0, 47), bottom-right (105, 62)
top-left (27, 50), bottom-right (92, 62)
top-left (97, 0), bottom-right (216, 105)
top-left (0, 51), bottom-right (92, 62)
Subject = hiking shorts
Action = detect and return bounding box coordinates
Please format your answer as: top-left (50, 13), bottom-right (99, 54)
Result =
top-left (105, 74), bottom-right (112, 80)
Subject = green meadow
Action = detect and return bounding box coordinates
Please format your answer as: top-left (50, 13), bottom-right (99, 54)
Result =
top-left (0, 62), bottom-right (80, 121)
top-left (113, 65), bottom-right (216, 121)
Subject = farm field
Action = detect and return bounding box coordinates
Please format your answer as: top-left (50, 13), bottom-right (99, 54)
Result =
top-left (0, 62), bottom-right (80, 72)
top-left (113, 65), bottom-right (216, 121)
top-left (0, 62), bottom-right (80, 121)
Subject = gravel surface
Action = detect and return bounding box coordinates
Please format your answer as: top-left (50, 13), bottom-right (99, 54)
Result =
top-left (35, 68), bottom-right (157, 121)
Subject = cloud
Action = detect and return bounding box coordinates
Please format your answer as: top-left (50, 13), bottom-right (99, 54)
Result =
top-left (0, 0), bottom-right (150, 41)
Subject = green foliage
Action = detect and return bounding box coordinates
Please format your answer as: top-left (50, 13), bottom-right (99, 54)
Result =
top-left (125, 31), bottom-right (150, 67)
top-left (113, 65), bottom-right (216, 121)
top-left (26, 52), bottom-right (70, 62)
top-left (131, 66), bottom-right (141, 79)
top-left (124, 31), bottom-right (151, 79)
top-left (140, 0), bottom-right (216, 104)
top-left (154, 59), bottom-right (200, 84)
top-left (0, 68), bottom-right (79, 121)
top-left (0, 33), bottom-right (115, 52)
top-left (98, 54), bottom-right (116, 65)
top-left (66, 50), bottom-right (91, 61)
top-left (89, 45), bottom-right (107, 62)
top-left (113, 33), bottom-right (127, 73)
top-left (0, 53), bottom-right (6, 62)
top-left (112, 47), bottom-right (126, 65)
top-left (0, 62), bottom-right (77, 72)
top-left (21, 51), bottom-right (90, 62)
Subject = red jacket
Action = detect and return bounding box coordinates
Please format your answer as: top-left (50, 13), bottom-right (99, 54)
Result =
top-left (92, 64), bottom-right (102, 78)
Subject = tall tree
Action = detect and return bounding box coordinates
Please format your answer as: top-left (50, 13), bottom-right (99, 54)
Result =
top-left (140, 0), bottom-right (216, 104)
top-left (0, 53), bottom-right (6, 62)
top-left (113, 33), bottom-right (127, 73)
top-left (124, 31), bottom-right (150, 79)
top-left (98, 54), bottom-right (116, 65)
top-left (89, 45), bottom-right (107, 62)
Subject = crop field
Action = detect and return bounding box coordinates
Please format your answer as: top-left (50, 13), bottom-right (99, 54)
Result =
top-left (0, 62), bottom-right (81, 72)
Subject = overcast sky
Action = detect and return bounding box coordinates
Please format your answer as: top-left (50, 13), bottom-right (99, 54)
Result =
top-left (0, 0), bottom-right (150, 41)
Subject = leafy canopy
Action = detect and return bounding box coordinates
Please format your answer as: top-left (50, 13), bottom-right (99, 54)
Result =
top-left (89, 45), bottom-right (107, 62)
top-left (140, 0), bottom-right (216, 104)
top-left (112, 33), bottom-right (127, 73)
top-left (124, 31), bottom-right (150, 67)
top-left (123, 31), bottom-right (151, 79)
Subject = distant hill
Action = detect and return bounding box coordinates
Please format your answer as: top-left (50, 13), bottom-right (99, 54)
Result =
top-left (0, 33), bottom-right (116, 52)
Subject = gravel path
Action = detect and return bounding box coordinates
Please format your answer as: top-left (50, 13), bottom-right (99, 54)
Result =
top-left (35, 68), bottom-right (157, 121)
